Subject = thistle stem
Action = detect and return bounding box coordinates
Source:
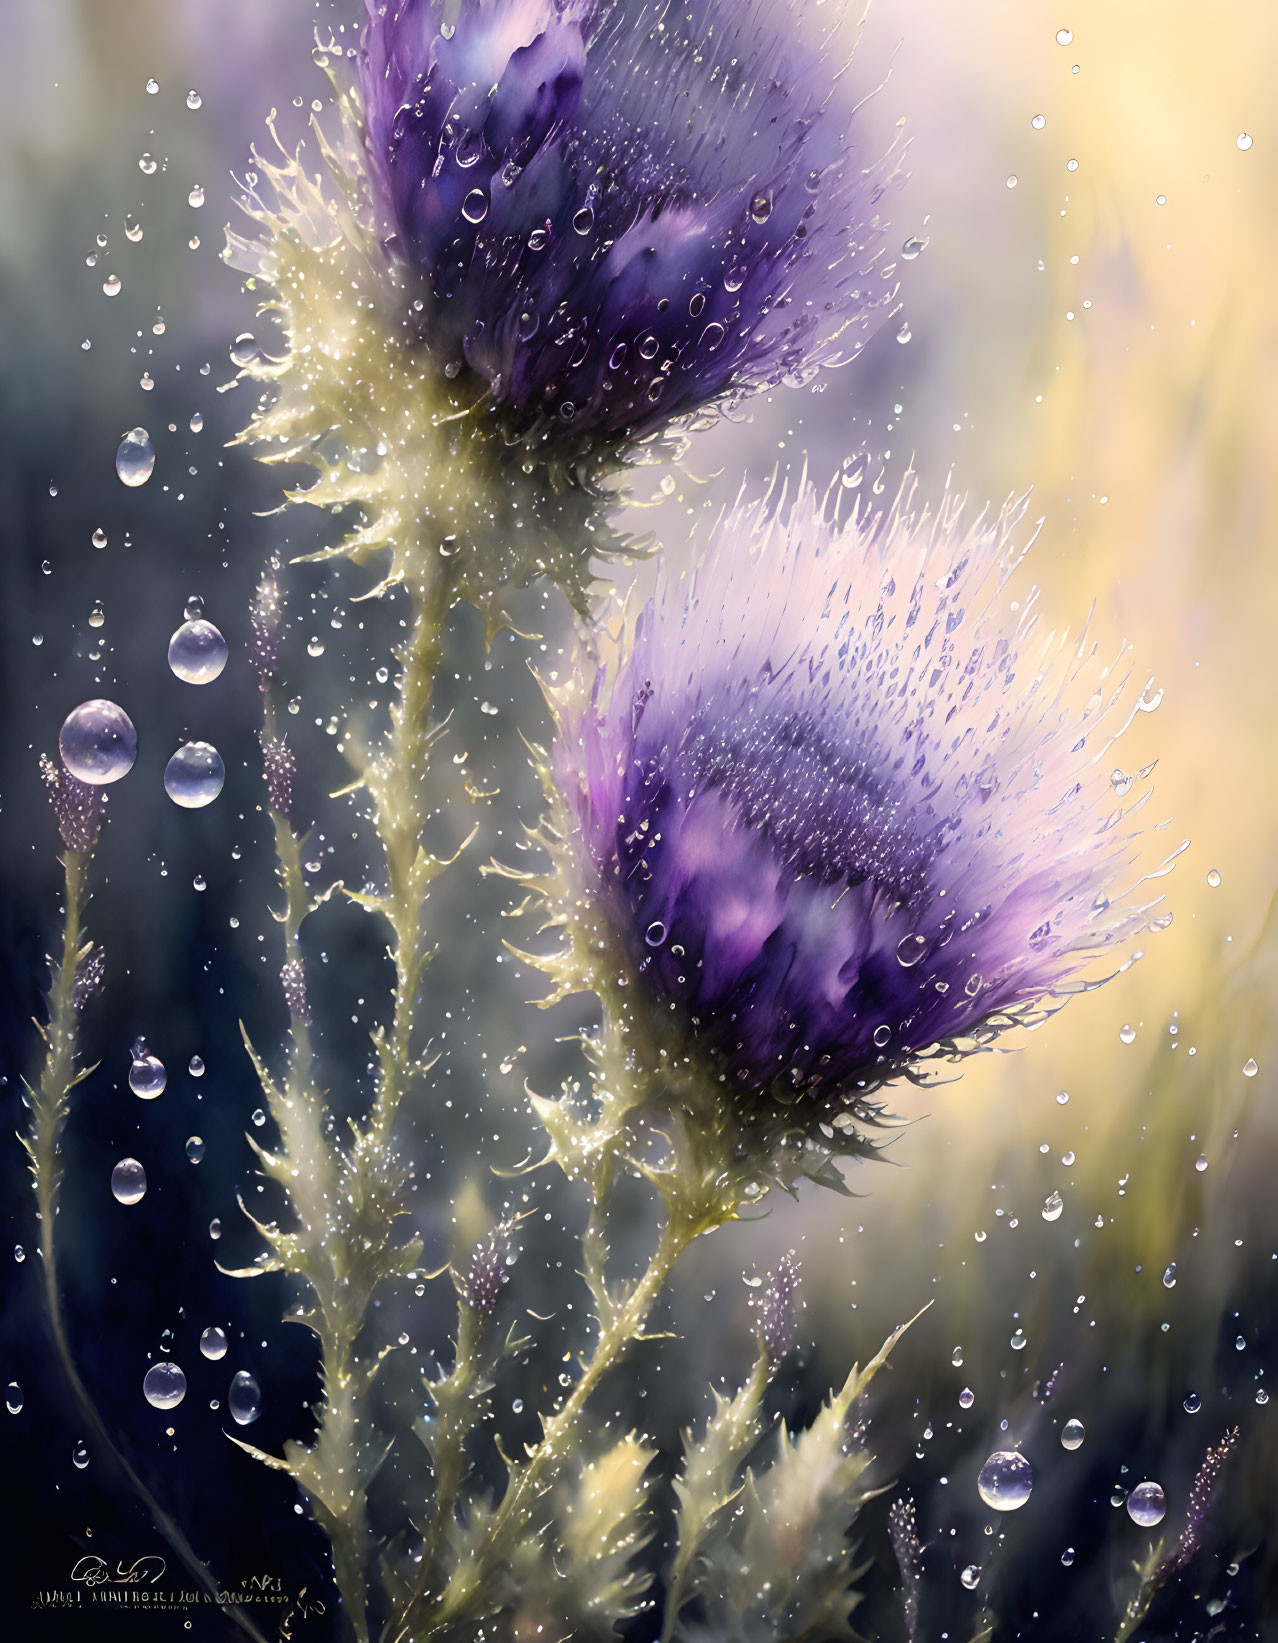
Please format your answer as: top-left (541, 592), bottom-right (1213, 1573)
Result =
top-left (416, 1212), bottom-right (696, 1639)
top-left (28, 852), bottom-right (269, 1643)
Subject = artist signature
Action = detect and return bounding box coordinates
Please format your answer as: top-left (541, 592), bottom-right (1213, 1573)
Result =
top-left (70, 1555), bottom-right (167, 1587)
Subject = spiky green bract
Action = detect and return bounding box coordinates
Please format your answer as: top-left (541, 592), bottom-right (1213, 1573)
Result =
top-left (225, 83), bottom-right (626, 629)
top-left (664, 1315), bottom-right (922, 1643)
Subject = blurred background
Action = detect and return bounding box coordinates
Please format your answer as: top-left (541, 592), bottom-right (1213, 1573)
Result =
top-left (2, 1), bottom-right (1276, 1638)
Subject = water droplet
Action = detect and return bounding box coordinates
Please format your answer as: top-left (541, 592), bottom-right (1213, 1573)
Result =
top-left (1061, 1150), bottom-right (1076, 1167)
top-left (72, 1440), bottom-right (90, 1468)
top-left (14, 1246), bottom-right (24, 1264)
top-left (184, 1135), bottom-right (206, 1166)
top-left (1183, 1392), bottom-right (1201, 1414)
top-left (190, 411), bottom-right (204, 433)
top-left (896, 932), bottom-right (926, 967)
top-left (1032, 114), bottom-right (1047, 130)
top-left (164, 742), bottom-right (225, 809)
top-left (840, 453), bottom-right (867, 489)
top-left (1243, 1057), bottom-right (1258, 1078)
top-left (102, 273), bottom-right (123, 298)
top-left (143, 1362), bottom-right (187, 1410)
top-left (60, 699), bottom-right (137, 784)
top-left (1061, 1546), bottom-right (1075, 1566)
top-left (1163, 1262), bottom-right (1177, 1288)
top-left (1127, 1481), bottom-right (1166, 1527)
top-left (1237, 132), bottom-right (1253, 151)
top-left (461, 188), bottom-right (488, 223)
top-left (228, 1370), bottom-right (262, 1426)
top-left (872, 1023), bottom-right (892, 1048)
top-left (900, 235), bottom-right (929, 259)
top-left (110, 1158), bottom-right (147, 1205)
top-left (1257, 1387), bottom-right (1270, 1406)
top-left (231, 333), bottom-right (268, 371)
top-left (959, 1387), bottom-right (975, 1409)
top-left (572, 204), bottom-right (594, 235)
top-left (977, 1450), bottom-right (1034, 1511)
top-left (512, 1397), bottom-right (524, 1414)
top-left (129, 1044), bottom-right (167, 1099)
top-left (896, 321), bottom-right (912, 345)
top-left (1042, 1191), bottom-right (1064, 1222)
top-left (1056, 1090), bottom-right (1069, 1105)
top-left (6, 1383), bottom-right (23, 1414)
top-left (88, 601), bottom-right (105, 629)
top-left (1194, 1154), bottom-right (1208, 1173)
top-left (187, 185), bottom-right (204, 209)
top-left (1010, 1329), bottom-right (1027, 1351)
top-left (209, 1218), bottom-right (222, 1240)
top-left (188, 1055), bottom-right (205, 1078)
top-left (168, 620), bottom-right (228, 684)
top-left (960, 1564), bottom-right (982, 1590)
top-left (644, 921), bottom-right (666, 947)
top-left (1006, 174), bottom-right (1018, 189)
top-left (1060, 1418), bottom-right (1085, 1451)
top-left (115, 427), bottom-right (155, 487)
top-left (145, 77), bottom-right (159, 94)
top-left (200, 1327), bottom-right (228, 1361)
top-left (139, 153), bottom-right (157, 175)
top-left (186, 89), bottom-right (202, 110)
top-left (1056, 28), bottom-right (1073, 45)
top-left (951, 1346), bottom-right (964, 1367)
top-left (749, 192), bottom-right (772, 224)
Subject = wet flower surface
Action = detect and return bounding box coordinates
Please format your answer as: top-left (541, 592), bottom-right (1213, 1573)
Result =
top-left (360, 0), bottom-right (899, 456)
top-left (554, 482), bottom-right (1168, 1116)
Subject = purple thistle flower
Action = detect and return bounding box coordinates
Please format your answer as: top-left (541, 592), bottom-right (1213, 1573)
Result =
top-left (40, 754), bottom-right (107, 854)
top-left (459, 1220), bottom-right (519, 1318)
top-left (549, 479), bottom-right (1173, 1147)
top-left (359, 0), bottom-right (900, 458)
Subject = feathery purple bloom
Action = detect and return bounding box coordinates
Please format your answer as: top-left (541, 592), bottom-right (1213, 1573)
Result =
top-left (551, 481), bottom-right (1171, 1131)
top-left (359, 0), bottom-right (899, 456)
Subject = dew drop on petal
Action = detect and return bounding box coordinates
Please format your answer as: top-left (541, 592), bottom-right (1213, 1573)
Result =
top-left (164, 742), bottom-right (225, 808)
top-left (977, 1450), bottom-right (1034, 1511)
top-left (110, 1159), bottom-right (147, 1205)
top-left (228, 1370), bottom-right (262, 1426)
top-left (1060, 1418), bottom-right (1085, 1451)
top-left (143, 1363), bottom-right (186, 1410)
top-left (461, 188), bottom-right (488, 223)
top-left (60, 699), bottom-right (137, 784)
top-left (199, 1327), bottom-right (228, 1361)
top-left (896, 933), bottom-right (926, 967)
top-left (115, 427), bottom-right (155, 487)
top-left (168, 620), bottom-right (228, 684)
top-left (1126, 1481), bottom-right (1166, 1527)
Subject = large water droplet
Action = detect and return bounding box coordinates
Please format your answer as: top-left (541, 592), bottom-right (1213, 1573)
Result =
top-left (1042, 1191), bottom-right (1064, 1222)
top-left (59, 700), bottom-right (137, 784)
top-left (200, 1327), bottom-right (228, 1361)
top-left (129, 1043), bottom-right (167, 1099)
top-left (1126, 1481), bottom-right (1166, 1527)
top-left (959, 1387), bottom-right (974, 1409)
top-left (1060, 1417), bottom-right (1085, 1451)
top-left (168, 620), bottom-right (228, 684)
top-left (461, 188), bottom-right (488, 223)
top-left (228, 1370), bottom-right (262, 1426)
top-left (142, 1362), bottom-right (187, 1409)
top-left (164, 742), bottom-right (225, 808)
top-left (960, 1564), bottom-right (981, 1590)
top-left (115, 427), bottom-right (155, 487)
top-left (977, 1450), bottom-right (1034, 1511)
top-left (72, 1440), bottom-right (90, 1468)
top-left (110, 1158), bottom-right (147, 1205)
top-left (6, 1382), bottom-right (23, 1414)
top-left (186, 1136), bottom-right (206, 1164)
top-left (896, 933), bottom-right (926, 968)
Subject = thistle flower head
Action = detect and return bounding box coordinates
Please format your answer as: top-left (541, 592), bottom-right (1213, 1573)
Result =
top-left (359, 0), bottom-right (900, 460)
top-left (40, 754), bottom-right (107, 854)
top-left (459, 1219), bottom-right (519, 1318)
top-left (544, 478), bottom-right (1172, 1168)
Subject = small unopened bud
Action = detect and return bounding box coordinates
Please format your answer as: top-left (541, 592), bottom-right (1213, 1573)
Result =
top-left (249, 576), bottom-right (283, 687)
top-left (261, 734), bottom-right (296, 817)
top-left (461, 1221), bottom-right (517, 1319)
top-left (888, 1495), bottom-right (923, 1643)
top-left (71, 949), bottom-right (106, 1011)
top-left (281, 957), bottom-right (309, 1023)
top-left (756, 1250), bottom-right (801, 1362)
top-left (40, 754), bottom-right (106, 853)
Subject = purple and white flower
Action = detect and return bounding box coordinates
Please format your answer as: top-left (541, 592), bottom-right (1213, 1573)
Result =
top-left (359, 0), bottom-right (900, 458)
top-left (549, 479), bottom-right (1173, 1139)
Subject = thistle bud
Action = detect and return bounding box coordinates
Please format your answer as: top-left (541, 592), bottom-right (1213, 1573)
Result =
top-left (460, 1220), bottom-right (518, 1320)
top-left (40, 753), bottom-right (106, 853)
top-left (281, 958), bottom-right (310, 1024)
top-left (261, 734), bottom-right (297, 819)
